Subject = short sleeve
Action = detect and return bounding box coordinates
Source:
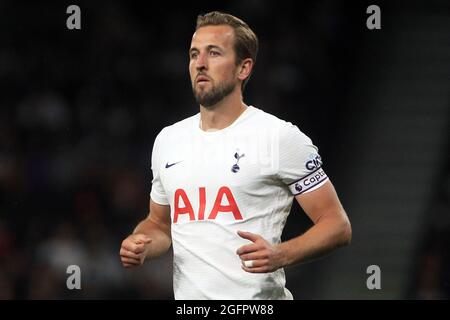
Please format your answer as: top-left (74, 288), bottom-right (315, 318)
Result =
top-left (277, 123), bottom-right (329, 196)
top-left (150, 129), bottom-right (169, 205)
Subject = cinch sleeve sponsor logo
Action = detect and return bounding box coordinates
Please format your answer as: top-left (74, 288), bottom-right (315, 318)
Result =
top-left (288, 167), bottom-right (328, 195)
top-left (305, 154), bottom-right (323, 171)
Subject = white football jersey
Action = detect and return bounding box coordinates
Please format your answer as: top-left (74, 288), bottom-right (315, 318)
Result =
top-left (150, 106), bottom-right (328, 300)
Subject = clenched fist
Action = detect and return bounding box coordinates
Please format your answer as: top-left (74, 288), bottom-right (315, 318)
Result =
top-left (120, 234), bottom-right (152, 268)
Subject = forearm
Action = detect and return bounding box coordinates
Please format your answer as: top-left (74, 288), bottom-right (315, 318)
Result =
top-left (133, 218), bottom-right (172, 259)
top-left (277, 214), bottom-right (351, 267)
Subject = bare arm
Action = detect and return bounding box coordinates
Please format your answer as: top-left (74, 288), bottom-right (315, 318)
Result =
top-left (237, 180), bottom-right (351, 273)
top-left (277, 180), bottom-right (351, 266)
top-left (120, 200), bottom-right (171, 267)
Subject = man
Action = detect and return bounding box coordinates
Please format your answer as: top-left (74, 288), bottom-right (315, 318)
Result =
top-left (120, 11), bottom-right (351, 300)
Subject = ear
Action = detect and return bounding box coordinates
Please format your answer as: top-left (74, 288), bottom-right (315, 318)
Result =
top-left (237, 58), bottom-right (253, 82)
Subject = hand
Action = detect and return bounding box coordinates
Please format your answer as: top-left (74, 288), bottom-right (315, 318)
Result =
top-left (120, 234), bottom-right (152, 268)
top-left (236, 230), bottom-right (284, 273)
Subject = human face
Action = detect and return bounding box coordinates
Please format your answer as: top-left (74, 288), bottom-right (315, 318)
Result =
top-left (189, 25), bottom-right (239, 108)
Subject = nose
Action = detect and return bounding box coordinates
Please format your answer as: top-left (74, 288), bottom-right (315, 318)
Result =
top-left (195, 52), bottom-right (208, 72)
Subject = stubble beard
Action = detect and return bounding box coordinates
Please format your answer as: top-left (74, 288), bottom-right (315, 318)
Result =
top-left (192, 78), bottom-right (237, 109)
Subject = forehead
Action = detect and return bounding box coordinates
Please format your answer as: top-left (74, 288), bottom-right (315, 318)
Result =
top-left (190, 25), bottom-right (235, 49)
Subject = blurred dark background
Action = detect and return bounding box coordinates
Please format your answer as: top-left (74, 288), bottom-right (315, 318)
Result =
top-left (0, 0), bottom-right (449, 299)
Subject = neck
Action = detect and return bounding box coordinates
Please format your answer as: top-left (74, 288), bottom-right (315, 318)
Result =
top-left (199, 89), bottom-right (247, 131)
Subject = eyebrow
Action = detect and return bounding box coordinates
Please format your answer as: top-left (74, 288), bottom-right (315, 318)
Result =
top-left (189, 45), bottom-right (223, 54)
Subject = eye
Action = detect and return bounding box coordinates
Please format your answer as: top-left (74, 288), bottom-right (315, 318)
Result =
top-left (209, 51), bottom-right (220, 56)
top-left (190, 51), bottom-right (198, 59)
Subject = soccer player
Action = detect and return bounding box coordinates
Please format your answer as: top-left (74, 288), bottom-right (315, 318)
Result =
top-left (120, 11), bottom-right (352, 299)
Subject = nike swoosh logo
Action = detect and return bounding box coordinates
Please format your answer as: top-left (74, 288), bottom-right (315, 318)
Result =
top-left (165, 161), bottom-right (183, 169)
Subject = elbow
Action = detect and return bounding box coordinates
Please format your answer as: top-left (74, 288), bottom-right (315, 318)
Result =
top-left (339, 218), bottom-right (352, 247)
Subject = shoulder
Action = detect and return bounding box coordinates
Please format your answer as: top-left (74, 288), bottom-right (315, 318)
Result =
top-left (250, 106), bottom-right (312, 145)
top-left (154, 113), bottom-right (198, 142)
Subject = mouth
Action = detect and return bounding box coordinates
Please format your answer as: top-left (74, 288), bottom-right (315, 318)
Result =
top-left (196, 75), bottom-right (210, 83)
